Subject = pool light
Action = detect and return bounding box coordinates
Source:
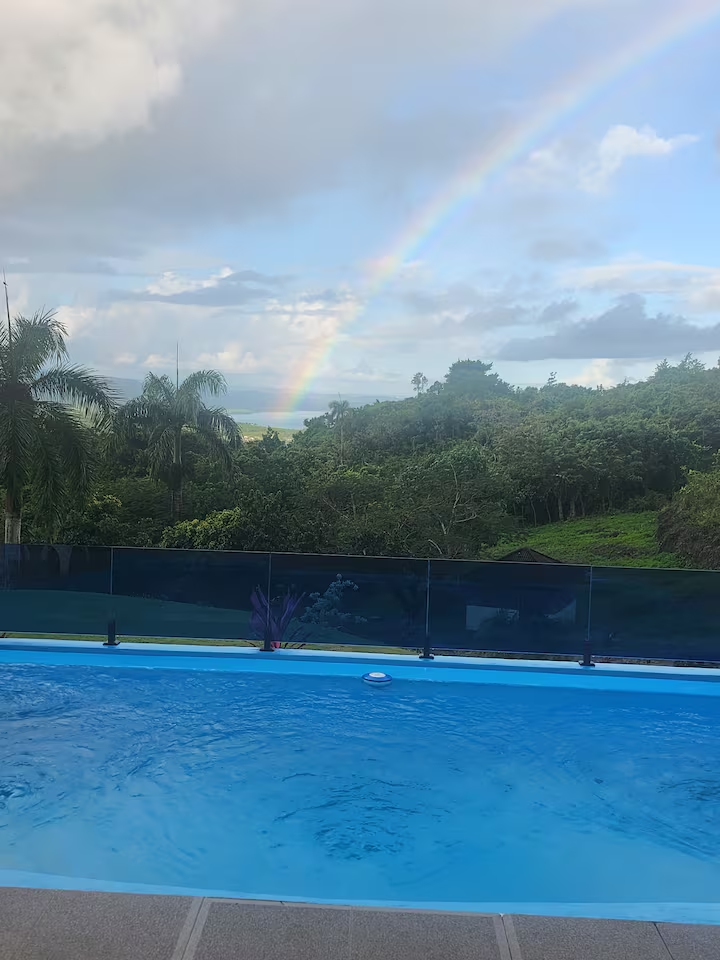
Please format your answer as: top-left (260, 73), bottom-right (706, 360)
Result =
top-left (362, 671), bottom-right (392, 685)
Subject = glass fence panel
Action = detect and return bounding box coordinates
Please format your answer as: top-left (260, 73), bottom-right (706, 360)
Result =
top-left (429, 558), bottom-right (591, 655)
top-left (590, 566), bottom-right (720, 662)
top-left (267, 553), bottom-right (428, 648)
top-left (112, 548), bottom-right (270, 642)
top-left (0, 543), bottom-right (112, 638)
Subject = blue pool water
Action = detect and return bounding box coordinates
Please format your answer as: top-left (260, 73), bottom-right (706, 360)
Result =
top-left (1, 654), bottom-right (720, 921)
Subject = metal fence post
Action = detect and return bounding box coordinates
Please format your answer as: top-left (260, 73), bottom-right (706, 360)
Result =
top-left (579, 566), bottom-right (595, 667)
top-left (419, 558), bottom-right (434, 660)
top-left (103, 547), bottom-right (119, 646)
top-left (104, 617), bottom-right (119, 646)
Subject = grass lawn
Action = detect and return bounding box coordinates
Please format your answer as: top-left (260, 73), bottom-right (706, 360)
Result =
top-left (1, 631), bottom-right (416, 656)
top-left (485, 511), bottom-right (685, 568)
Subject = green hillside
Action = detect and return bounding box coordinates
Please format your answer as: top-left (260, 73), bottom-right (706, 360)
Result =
top-left (485, 512), bottom-right (686, 568)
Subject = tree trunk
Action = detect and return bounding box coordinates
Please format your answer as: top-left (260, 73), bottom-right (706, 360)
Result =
top-left (556, 493), bottom-right (564, 521)
top-left (171, 428), bottom-right (184, 522)
top-left (569, 498), bottom-right (576, 519)
top-left (4, 492), bottom-right (21, 544)
top-left (171, 483), bottom-right (184, 523)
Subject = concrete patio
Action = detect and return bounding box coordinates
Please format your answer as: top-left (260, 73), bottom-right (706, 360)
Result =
top-left (0, 888), bottom-right (718, 960)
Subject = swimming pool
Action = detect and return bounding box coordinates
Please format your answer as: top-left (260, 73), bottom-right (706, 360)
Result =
top-left (1, 642), bottom-right (720, 924)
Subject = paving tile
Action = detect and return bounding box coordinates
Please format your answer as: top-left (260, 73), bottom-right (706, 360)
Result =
top-left (510, 914), bottom-right (671, 960)
top-left (0, 887), bottom-right (191, 960)
top-left (656, 922), bottom-right (720, 960)
top-left (194, 902), bottom-right (351, 960)
top-left (349, 908), bottom-right (502, 960)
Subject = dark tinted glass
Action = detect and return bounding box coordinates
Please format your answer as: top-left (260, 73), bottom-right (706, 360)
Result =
top-left (112, 548), bottom-right (270, 641)
top-left (429, 558), bottom-right (591, 655)
top-left (0, 543), bottom-right (112, 637)
top-left (590, 566), bottom-right (720, 662)
top-left (268, 553), bottom-right (427, 648)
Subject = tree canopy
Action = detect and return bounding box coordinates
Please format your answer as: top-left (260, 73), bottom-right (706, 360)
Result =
top-left (0, 309), bottom-right (115, 543)
top-left (116, 370), bottom-right (241, 521)
top-left (15, 352), bottom-right (720, 568)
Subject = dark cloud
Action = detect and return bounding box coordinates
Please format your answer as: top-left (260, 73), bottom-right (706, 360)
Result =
top-left (5, 257), bottom-right (118, 275)
top-left (496, 294), bottom-right (720, 361)
top-left (403, 282), bottom-right (529, 331)
top-left (462, 304), bottom-right (528, 328)
top-left (404, 283), bottom-right (487, 315)
top-left (538, 299), bottom-right (578, 323)
top-left (0, 0), bottom-right (620, 266)
top-left (528, 237), bottom-right (607, 262)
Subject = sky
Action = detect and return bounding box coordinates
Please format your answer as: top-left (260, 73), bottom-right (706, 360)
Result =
top-left (2, 0), bottom-right (720, 407)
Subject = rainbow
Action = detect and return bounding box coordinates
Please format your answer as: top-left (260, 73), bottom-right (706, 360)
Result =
top-left (278, 0), bottom-right (720, 412)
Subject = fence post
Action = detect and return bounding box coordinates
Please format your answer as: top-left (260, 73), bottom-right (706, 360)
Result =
top-left (104, 617), bottom-right (119, 646)
top-left (419, 558), bottom-right (434, 660)
top-left (579, 566), bottom-right (595, 667)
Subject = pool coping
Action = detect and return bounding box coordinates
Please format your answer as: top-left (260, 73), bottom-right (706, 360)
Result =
top-left (2, 636), bottom-right (720, 683)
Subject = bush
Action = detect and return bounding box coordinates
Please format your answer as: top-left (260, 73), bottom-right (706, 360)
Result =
top-left (659, 469), bottom-right (720, 570)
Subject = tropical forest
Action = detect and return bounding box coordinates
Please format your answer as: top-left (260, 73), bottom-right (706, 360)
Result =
top-left (3, 310), bottom-right (720, 571)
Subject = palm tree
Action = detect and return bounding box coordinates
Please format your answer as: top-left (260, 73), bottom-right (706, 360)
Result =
top-left (0, 309), bottom-right (116, 543)
top-left (118, 370), bottom-right (241, 521)
top-left (328, 398), bottom-right (351, 466)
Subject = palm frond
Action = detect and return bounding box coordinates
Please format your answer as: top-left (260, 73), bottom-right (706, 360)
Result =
top-left (180, 369), bottom-right (227, 399)
top-left (0, 400), bottom-right (37, 501)
top-left (141, 372), bottom-right (176, 405)
top-left (7, 310), bottom-right (68, 378)
top-left (32, 365), bottom-right (118, 421)
top-left (115, 396), bottom-right (170, 442)
top-left (145, 425), bottom-right (177, 477)
top-left (196, 406), bottom-right (242, 444)
top-left (194, 407), bottom-right (242, 471)
top-left (24, 402), bottom-right (94, 533)
top-left (30, 427), bottom-right (64, 531)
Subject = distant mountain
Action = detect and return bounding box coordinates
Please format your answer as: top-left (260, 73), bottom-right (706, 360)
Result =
top-left (109, 378), bottom-right (144, 401)
top-left (222, 388), bottom-right (401, 412)
top-left (107, 377), bottom-right (400, 411)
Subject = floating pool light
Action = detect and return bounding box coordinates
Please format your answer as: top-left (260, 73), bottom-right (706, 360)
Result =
top-left (362, 671), bottom-right (392, 685)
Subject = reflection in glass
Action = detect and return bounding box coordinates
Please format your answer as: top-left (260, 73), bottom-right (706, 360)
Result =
top-left (429, 558), bottom-right (591, 655)
top-left (0, 544), bottom-right (112, 638)
top-left (268, 553), bottom-right (427, 648)
top-left (590, 566), bottom-right (720, 662)
top-left (112, 548), bottom-right (270, 641)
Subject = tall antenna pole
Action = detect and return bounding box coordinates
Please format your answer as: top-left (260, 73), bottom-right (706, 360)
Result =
top-left (176, 342), bottom-right (179, 391)
top-left (2, 269), bottom-right (10, 347)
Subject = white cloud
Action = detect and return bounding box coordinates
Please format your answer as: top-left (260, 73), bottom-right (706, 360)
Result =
top-left (518, 125), bottom-right (697, 194)
top-left (195, 345), bottom-right (262, 373)
top-left (563, 258), bottom-right (720, 311)
top-left (145, 267), bottom-right (234, 297)
top-left (579, 125), bottom-right (698, 193)
top-left (55, 305), bottom-right (97, 339)
top-left (573, 357), bottom-right (628, 386)
top-left (0, 0), bottom-right (229, 150)
top-left (42, 284), bottom-right (364, 385)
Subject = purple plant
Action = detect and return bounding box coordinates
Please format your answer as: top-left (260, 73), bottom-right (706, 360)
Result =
top-left (250, 586), bottom-right (308, 649)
